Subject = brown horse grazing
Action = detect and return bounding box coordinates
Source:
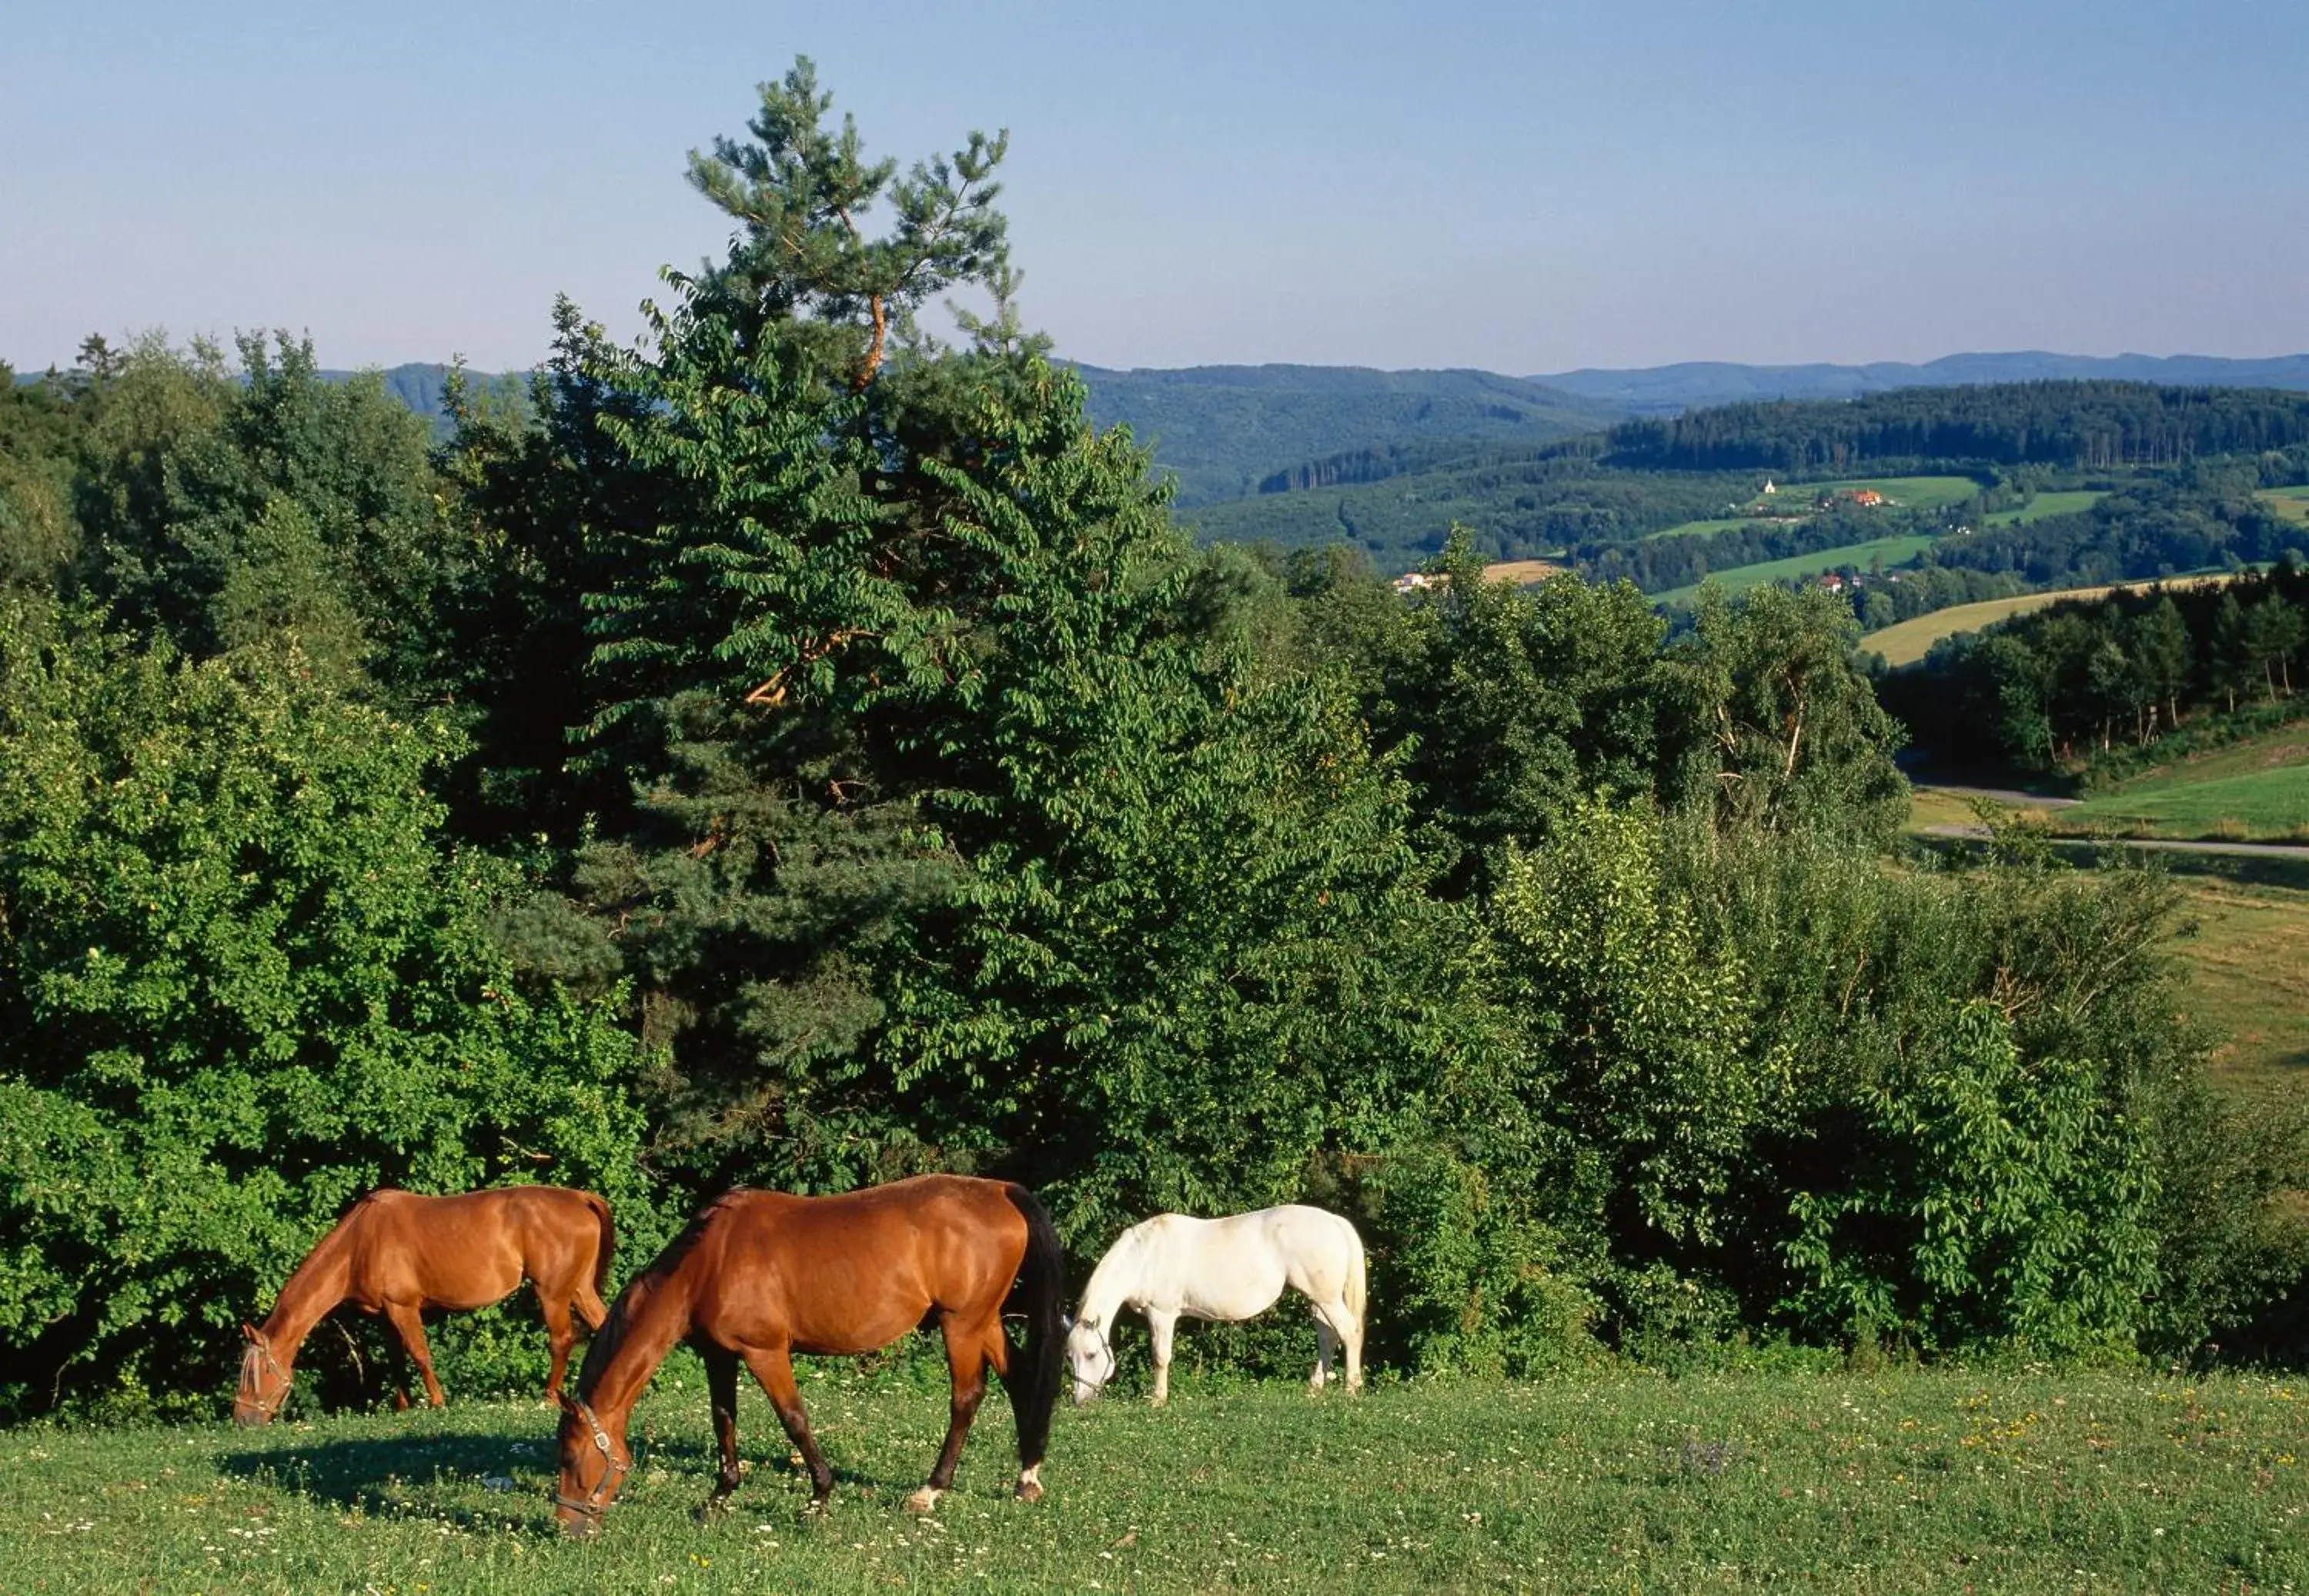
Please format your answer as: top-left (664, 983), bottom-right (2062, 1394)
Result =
top-left (234, 1186), bottom-right (615, 1426)
top-left (552, 1174), bottom-right (1064, 1538)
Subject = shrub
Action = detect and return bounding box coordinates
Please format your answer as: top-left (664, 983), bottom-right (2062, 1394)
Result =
top-left (0, 604), bottom-right (654, 1419)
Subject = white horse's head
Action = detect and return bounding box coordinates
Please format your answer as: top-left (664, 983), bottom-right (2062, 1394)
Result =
top-left (1064, 1312), bottom-right (1115, 1403)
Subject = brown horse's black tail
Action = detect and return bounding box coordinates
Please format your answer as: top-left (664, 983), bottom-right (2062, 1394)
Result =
top-left (1002, 1184), bottom-right (1064, 1470)
top-left (586, 1194), bottom-right (616, 1301)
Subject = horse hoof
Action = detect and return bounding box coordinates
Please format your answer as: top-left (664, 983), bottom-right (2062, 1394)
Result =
top-left (803, 1497), bottom-right (830, 1518)
top-left (1014, 1480), bottom-right (1044, 1504)
top-left (904, 1487), bottom-right (941, 1515)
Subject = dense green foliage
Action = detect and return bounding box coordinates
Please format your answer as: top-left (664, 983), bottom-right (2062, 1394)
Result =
top-left (1887, 564), bottom-right (2309, 768)
top-left (1605, 382), bottom-right (2309, 474)
top-left (2, 63), bottom-right (2303, 1423)
top-left (0, 604), bottom-right (647, 1419)
top-left (1928, 473), bottom-right (2307, 587)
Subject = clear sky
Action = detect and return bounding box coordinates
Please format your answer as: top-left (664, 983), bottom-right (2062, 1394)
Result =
top-left (4, 0), bottom-right (2304, 376)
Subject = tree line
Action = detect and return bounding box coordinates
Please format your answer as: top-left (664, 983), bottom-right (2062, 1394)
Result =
top-left (3, 62), bottom-right (2301, 1419)
top-left (1602, 383), bottom-right (2309, 474)
top-left (1886, 566), bottom-right (2309, 767)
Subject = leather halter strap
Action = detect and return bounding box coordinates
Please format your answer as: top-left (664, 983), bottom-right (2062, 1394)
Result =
top-left (553, 1396), bottom-right (629, 1519)
top-left (239, 1339), bottom-right (293, 1420)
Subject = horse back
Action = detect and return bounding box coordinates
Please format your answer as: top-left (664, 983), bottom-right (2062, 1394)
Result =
top-left (339, 1187), bottom-right (605, 1310)
top-left (684, 1177), bottom-right (1030, 1357)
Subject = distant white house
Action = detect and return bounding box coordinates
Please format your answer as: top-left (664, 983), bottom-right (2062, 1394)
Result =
top-left (1392, 571), bottom-right (1439, 594)
top-left (1761, 479), bottom-right (1776, 495)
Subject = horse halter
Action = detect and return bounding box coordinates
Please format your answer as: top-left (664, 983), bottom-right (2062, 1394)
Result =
top-left (553, 1395), bottom-right (630, 1521)
top-left (238, 1338), bottom-right (293, 1421)
top-left (1073, 1320), bottom-right (1117, 1396)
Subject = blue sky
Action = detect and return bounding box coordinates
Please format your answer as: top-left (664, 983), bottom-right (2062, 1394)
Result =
top-left (4, 0), bottom-right (2304, 375)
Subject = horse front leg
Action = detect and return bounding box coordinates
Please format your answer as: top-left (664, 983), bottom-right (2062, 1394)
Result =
top-left (910, 1314), bottom-right (999, 1514)
top-left (1145, 1309), bottom-right (1178, 1407)
top-left (742, 1346), bottom-right (835, 1512)
top-left (697, 1345), bottom-right (743, 1521)
top-left (383, 1302), bottom-right (446, 1408)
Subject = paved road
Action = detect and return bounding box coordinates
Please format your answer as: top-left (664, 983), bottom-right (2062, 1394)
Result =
top-left (1912, 782), bottom-right (2080, 810)
top-left (1916, 823), bottom-right (2309, 860)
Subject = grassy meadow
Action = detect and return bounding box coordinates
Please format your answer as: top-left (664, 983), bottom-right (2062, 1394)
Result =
top-left (1648, 476), bottom-right (1980, 543)
top-left (1479, 557), bottom-right (1566, 586)
top-left (2058, 723), bottom-right (2309, 843)
top-left (1983, 489), bottom-right (2106, 528)
top-left (2172, 871), bottom-right (2309, 1107)
top-left (1652, 533), bottom-right (1938, 606)
top-left (2259, 486), bottom-right (2309, 528)
top-left (8, 1369), bottom-right (2309, 1594)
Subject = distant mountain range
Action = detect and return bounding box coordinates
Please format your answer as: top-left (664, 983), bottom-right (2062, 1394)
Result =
top-left (35, 348), bottom-right (2304, 516)
top-left (1531, 352), bottom-right (2309, 416)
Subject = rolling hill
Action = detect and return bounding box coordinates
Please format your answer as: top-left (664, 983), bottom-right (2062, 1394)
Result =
top-left (1532, 351), bottom-right (2309, 416)
top-left (1071, 364), bottom-right (1622, 506)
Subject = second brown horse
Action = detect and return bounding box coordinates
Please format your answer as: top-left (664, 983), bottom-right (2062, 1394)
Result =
top-left (552, 1174), bottom-right (1064, 1536)
top-left (235, 1186), bottom-right (614, 1425)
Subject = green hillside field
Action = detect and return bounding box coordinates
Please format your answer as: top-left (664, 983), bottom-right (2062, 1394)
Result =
top-left (2060, 760), bottom-right (2309, 843)
top-left (1983, 489), bottom-right (2105, 526)
top-left (1647, 476), bottom-right (1980, 542)
top-left (2260, 486), bottom-right (2309, 527)
top-left (1652, 533), bottom-right (1939, 607)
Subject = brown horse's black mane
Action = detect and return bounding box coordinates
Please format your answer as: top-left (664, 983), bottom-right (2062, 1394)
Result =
top-left (573, 1190), bottom-right (740, 1394)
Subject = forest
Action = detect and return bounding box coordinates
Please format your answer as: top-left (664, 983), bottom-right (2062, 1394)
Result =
top-left (3, 62), bottom-right (2306, 1429)
top-left (1886, 566), bottom-right (2309, 768)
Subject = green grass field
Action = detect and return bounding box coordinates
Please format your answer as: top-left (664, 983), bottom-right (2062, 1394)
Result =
top-left (1983, 489), bottom-right (2105, 528)
top-left (2258, 486), bottom-right (2309, 528)
top-left (1643, 515), bottom-right (1756, 541)
top-left (2173, 873), bottom-right (2309, 1106)
top-left (1652, 534), bottom-right (1938, 606)
top-left (2061, 763), bottom-right (2309, 843)
top-left (2054, 722), bottom-right (2309, 843)
top-left (7, 1371), bottom-right (2309, 1593)
top-left (1648, 476), bottom-right (1981, 543)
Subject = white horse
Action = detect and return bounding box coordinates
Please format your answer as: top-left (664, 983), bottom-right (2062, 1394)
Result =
top-left (1064, 1205), bottom-right (1366, 1404)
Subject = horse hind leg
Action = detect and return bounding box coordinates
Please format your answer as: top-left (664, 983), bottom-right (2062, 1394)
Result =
top-left (742, 1345), bottom-right (836, 1512)
top-left (575, 1279), bottom-right (610, 1333)
top-left (537, 1288), bottom-right (580, 1404)
top-left (910, 1313), bottom-right (999, 1514)
top-left (1307, 1297), bottom-right (1363, 1394)
top-left (383, 1302), bottom-right (446, 1408)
